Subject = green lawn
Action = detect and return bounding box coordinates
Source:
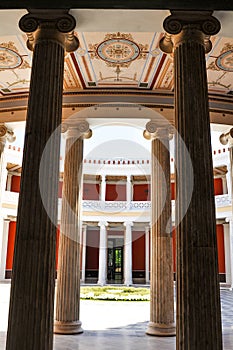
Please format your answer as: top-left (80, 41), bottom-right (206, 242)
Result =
top-left (80, 286), bottom-right (150, 301)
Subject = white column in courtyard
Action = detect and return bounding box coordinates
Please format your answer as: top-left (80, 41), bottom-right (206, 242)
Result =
top-left (81, 225), bottom-right (87, 283)
top-left (124, 221), bottom-right (133, 286)
top-left (100, 175), bottom-right (106, 201)
top-left (0, 219), bottom-right (11, 280)
top-left (126, 175), bottom-right (132, 202)
top-left (145, 225), bottom-right (150, 284)
top-left (98, 221), bottom-right (108, 285)
top-left (0, 125), bottom-right (15, 281)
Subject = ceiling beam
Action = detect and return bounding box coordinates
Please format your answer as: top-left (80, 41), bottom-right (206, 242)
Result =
top-left (0, 1), bottom-right (233, 10)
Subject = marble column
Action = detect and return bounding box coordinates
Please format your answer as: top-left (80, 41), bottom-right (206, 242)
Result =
top-left (0, 219), bottom-right (11, 280)
top-left (145, 225), bottom-right (150, 284)
top-left (0, 125), bottom-right (15, 280)
top-left (126, 175), bottom-right (132, 202)
top-left (100, 174), bottom-right (106, 201)
top-left (6, 10), bottom-right (79, 350)
top-left (54, 122), bottom-right (91, 334)
top-left (81, 225), bottom-right (87, 283)
top-left (124, 221), bottom-right (133, 286)
top-left (160, 11), bottom-right (222, 349)
top-left (144, 124), bottom-right (175, 336)
top-left (98, 221), bottom-right (108, 285)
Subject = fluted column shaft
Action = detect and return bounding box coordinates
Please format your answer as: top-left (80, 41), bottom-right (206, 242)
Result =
top-left (160, 11), bottom-right (222, 350)
top-left (6, 11), bottom-right (78, 350)
top-left (145, 225), bottom-right (150, 284)
top-left (81, 225), bottom-right (87, 283)
top-left (98, 222), bottom-right (108, 285)
top-left (146, 127), bottom-right (175, 336)
top-left (124, 222), bottom-right (133, 286)
top-left (54, 124), bottom-right (89, 334)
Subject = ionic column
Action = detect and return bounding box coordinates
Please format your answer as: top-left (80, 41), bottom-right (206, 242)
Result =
top-left (81, 225), bottom-right (87, 283)
top-left (98, 221), bottom-right (108, 285)
top-left (124, 221), bottom-right (133, 286)
top-left (160, 11), bottom-right (222, 349)
top-left (145, 225), bottom-right (150, 284)
top-left (144, 124), bottom-right (175, 336)
top-left (100, 175), bottom-right (106, 201)
top-left (0, 219), bottom-right (11, 280)
top-left (126, 175), bottom-right (132, 202)
top-left (6, 11), bottom-right (79, 350)
top-left (54, 122), bottom-right (91, 334)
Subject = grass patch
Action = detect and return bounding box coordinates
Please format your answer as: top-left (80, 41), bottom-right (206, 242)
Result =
top-left (80, 286), bottom-right (150, 301)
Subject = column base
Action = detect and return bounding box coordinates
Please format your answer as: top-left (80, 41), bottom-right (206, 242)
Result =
top-left (146, 321), bottom-right (176, 337)
top-left (54, 320), bottom-right (83, 334)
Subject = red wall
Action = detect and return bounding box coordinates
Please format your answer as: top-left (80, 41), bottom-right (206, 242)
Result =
top-left (214, 178), bottom-right (223, 196)
top-left (58, 181), bottom-right (63, 198)
top-left (6, 221), bottom-right (17, 270)
top-left (56, 227), bottom-right (60, 270)
top-left (133, 184), bottom-right (150, 201)
top-left (106, 184), bottom-right (126, 201)
top-left (171, 182), bottom-right (175, 200)
top-left (172, 228), bottom-right (176, 272)
top-left (86, 229), bottom-right (99, 269)
top-left (172, 226), bottom-right (225, 274)
top-left (216, 224), bottom-right (225, 273)
top-left (83, 183), bottom-right (100, 200)
top-left (132, 231), bottom-right (145, 270)
top-left (11, 175), bottom-right (21, 193)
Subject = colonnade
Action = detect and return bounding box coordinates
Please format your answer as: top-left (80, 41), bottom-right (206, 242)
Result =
top-left (4, 8), bottom-right (224, 350)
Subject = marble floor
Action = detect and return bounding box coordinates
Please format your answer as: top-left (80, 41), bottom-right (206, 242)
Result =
top-left (0, 283), bottom-right (233, 350)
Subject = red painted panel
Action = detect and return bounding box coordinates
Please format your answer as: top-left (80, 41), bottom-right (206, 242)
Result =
top-left (133, 184), bottom-right (151, 201)
top-left (58, 181), bottom-right (63, 198)
top-left (214, 178), bottom-right (223, 196)
top-left (83, 183), bottom-right (100, 200)
top-left (56, 226), bottom-right (60, 270)
top-left (106, 184), bottom-right (126, 201)
top-left (11, 175), bottom-right (21, 193)
top-left (132, 231), bottom-right (145, 270)
top-left (86, 229), bottom-right (99, 269)
top-left (6, 221), bottom-right (17, 270)
top-left (171, 182), bottom-right (175, 200)
top-left (216, 224), bottom-right (225, 273)
top-left (172, 228), bottom-right (176, 272)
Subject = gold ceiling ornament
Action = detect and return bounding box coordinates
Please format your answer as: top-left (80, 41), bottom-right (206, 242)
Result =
top-left (88, 32), bottom-right (149, 68)
top-left (0, 41), bottom-right (30, 71)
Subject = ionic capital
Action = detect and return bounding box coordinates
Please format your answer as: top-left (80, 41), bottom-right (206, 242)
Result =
top-left (62, 121), bottom-right (92, 140)
top-left (0, 124), bottom-right (16, 145)
top-left (19, 10), bottom-right (79, 52)
top-left (219, 128), bottom-right (233, 148)
top-left (159, 11), bottom-right (220, 54)
top-left (98, 221), bottom-right (108, 229)
top-left (143, 121), bottom-right (173, 141)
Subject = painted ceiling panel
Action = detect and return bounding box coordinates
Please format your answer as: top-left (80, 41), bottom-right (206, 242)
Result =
top-left (0, 31), bottom-right (232, 96)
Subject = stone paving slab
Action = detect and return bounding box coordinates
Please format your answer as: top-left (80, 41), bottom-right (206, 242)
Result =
top-left (0, 284), bottom-right (232, 350)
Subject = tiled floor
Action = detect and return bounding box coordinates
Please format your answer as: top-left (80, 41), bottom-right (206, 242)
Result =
top-left (0, 283), bottom-right (233, 350)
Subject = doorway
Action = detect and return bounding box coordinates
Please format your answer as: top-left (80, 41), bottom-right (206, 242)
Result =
top-left (107, 237), bottom-right (124, 284)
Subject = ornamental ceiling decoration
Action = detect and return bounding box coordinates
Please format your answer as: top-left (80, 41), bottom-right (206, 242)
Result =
top-left (88, 32), bottom-right (149, 68)
top-left (206, 39), bottom-right (233, 93)
top-left (0, 41), bottom-right (30, 71)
